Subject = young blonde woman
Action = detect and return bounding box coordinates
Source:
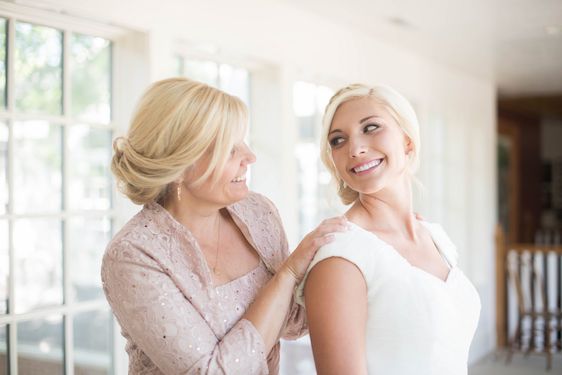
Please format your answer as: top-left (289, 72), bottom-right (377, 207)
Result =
top-left (296, 84), bottom-right (481, 375)
top-left (102, 78), bottom-right (347, 374)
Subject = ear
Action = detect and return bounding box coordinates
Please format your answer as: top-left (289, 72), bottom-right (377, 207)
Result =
top-left (404, 135), bottom-right (414, 154)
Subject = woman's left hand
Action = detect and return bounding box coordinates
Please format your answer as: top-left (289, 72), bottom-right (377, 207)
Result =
top-left (281, 216), bottom-right (350, 283)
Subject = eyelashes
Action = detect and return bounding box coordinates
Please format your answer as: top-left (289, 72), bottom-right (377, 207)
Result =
top-left (329, 136), bottom-right (344, 147)
top-left (364, 124), bottom-right (379, 132)
top-left (328, 123), bottom-right (380, 148)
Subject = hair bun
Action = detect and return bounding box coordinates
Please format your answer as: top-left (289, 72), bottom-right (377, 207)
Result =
top-left (112, 136), bottom-right (126, 159)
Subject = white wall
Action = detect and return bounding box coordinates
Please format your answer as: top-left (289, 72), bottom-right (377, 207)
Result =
top-left (35, 0), bottom-right (498, 365)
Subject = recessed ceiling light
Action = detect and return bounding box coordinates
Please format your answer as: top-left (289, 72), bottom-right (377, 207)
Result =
top-left (546, 26), bottom-right (560, 36)
top-left (388, 16), bottom-right (415, 30)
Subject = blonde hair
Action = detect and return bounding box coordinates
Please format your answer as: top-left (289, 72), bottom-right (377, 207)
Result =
top-left (111, 77), bottom-right (248, 205)
top-left (320, 83), bottom-right (421, 205)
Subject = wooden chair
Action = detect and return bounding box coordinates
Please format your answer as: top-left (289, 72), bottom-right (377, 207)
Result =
top-left (505, 250), bottom-right (562, 370)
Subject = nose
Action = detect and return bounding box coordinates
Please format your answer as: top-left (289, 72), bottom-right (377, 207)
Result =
top-left (241, 143), bottom-right (256, 165)
top-left (348, 137), bottom-right (367, 158)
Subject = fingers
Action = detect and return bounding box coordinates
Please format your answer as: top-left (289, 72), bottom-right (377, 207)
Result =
top-left (414, 212), bottom-right (425, 221)
top-left (307, 233), bottom-right (336, 249)
top-left (320, 216), bottom-right (348, 226)
top-left (312, 216), bottom-right (350, 237)
top-left (312, 222), bottom-right (349, 238)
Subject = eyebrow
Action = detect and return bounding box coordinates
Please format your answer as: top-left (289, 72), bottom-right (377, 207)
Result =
top-left (328, 115), bottom-right (380, 135)
top-left (360, 115), bottom-right (377, 123)
top-left (328, 128), bottom-right (342, 136)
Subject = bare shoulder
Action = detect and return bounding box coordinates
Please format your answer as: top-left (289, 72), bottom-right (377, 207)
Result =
top-left (304, 257), bottom-right (369, 375)
top-left (305, 256), bottom-right (367, 304)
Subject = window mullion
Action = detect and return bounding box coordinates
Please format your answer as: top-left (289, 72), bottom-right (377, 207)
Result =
top-left (6, 16), bottom-right (18, 375)
top-left (62, 29), bottom-right (75, 375)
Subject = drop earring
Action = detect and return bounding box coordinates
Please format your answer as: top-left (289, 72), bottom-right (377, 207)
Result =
top-left (176, 183), bottom-right (182, 201)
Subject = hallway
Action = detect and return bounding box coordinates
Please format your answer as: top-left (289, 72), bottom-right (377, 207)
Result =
top-left (470, 352), bottom-right (562, 375)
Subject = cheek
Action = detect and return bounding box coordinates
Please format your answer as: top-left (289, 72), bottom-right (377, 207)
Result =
top-left (217, 161), bottom-right (243, 189)
top-left (332, 150), bottom-right (346, 177)
top-left (331, 152), bottom-right (344, 174)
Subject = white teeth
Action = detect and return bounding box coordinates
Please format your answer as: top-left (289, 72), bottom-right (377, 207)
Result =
top-left (232, 175), bottom-right (246, 182)
top-left (353, 159), bottom-right (382, 173)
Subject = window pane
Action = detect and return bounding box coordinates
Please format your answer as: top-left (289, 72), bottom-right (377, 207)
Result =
top-left (18, 315), bottom-right (64, 374)
top-left (71, 34), bottom-right (111, 123)
top-left (68, 125), bottom-right (112, 210)
top-left (293, 82), bottom-right (316, 140)
top-left (219, 64), bottom-right (249, 106)
top-left (69, 216), bottom-right (111, 302)
top-left (14, 219), bottom-right (62, 313)
top-left (184, 60), bottom-right (218, 86)
top-left (0, 324), bottom-right (7, 375)
top-left (74, 310), bottom-right (112, 375)
top-left (15, 22), bottom-right (62, 115)
top-left (296, 143), bottom-right (319, 238)
top-left (0, 19), bottom-right (6, 109)
top-left (175, 55), bottom-right (184, 76)
top-left (316, 85), bottom-right (333, 115)
top-left (293, 81), bottom-right (316, 117)
top-left (294, 82), bottom-right (342, 242)
top-left (13, 121), bottom-right (62, 214)
top-left (0, 122), bottom-right (7, 214)
top-left (0, 221), bottom-right (7, 315)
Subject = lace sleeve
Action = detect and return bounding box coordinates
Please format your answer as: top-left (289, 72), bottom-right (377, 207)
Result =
top-left (102, 242), bottom-right (269, 375)
top-left (281, 297), bottom-right (308, 340)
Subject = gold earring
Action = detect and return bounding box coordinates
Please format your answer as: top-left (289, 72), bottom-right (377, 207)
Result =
top-left (176, 184), bottom-right (182, 201)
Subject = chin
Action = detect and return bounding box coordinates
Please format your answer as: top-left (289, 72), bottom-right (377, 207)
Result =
top-left (351, 181), bottom-right (386, 196)
top-left (227, 186), bottom-right (250, 204)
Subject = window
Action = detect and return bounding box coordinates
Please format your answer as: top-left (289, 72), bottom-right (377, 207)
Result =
top-left (0, 14), bottom-right (114, 375)
top-left (176, 57), bottom-right (250, 106)
top-left (279, 81), bottom-right (344, 375)
top-left (293, 81), bottom-right (344, 239)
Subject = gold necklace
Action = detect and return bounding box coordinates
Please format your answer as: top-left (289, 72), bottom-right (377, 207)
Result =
top-left (212, 212), bottom-right (221, 275)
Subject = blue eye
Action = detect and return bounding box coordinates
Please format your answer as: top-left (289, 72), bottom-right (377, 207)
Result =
top-left (364, 124), bottom-right (379, 133)
top-left (329, 136), bottom-right (344, 147)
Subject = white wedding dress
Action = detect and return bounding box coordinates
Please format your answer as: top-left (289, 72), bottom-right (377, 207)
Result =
top-left (296, 221), bottom-right (481, 375)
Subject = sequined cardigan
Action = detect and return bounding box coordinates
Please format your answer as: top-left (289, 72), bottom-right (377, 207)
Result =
top-left (102, 192), bottom-right (307, 374)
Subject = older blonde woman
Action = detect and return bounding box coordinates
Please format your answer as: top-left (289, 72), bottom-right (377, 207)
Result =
top-left (102, 78), bottom-right (347, 374)
top-left (296, 84), bottom-right (481, 375)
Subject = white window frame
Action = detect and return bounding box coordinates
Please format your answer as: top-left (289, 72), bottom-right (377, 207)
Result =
top-left (0, 3), bottom-right (130, 374)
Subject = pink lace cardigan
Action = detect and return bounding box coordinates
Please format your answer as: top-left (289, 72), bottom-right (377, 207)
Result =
top-left (101, 192), bottom-right (307, 374)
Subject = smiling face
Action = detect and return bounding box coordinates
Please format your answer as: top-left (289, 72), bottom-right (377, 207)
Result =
top-left (328, 96), bottom-right (413, 196)
top-left (183, 138), bottom-right (256, 207)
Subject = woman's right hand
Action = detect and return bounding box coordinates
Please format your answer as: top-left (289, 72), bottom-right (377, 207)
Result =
top-left (281, 216), bottom-right (349, 283)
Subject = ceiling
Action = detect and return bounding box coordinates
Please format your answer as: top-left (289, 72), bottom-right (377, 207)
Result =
top-left (272, 0), bottom-right (562, 98)
top-left (499, 95), bottom-right (562, 117)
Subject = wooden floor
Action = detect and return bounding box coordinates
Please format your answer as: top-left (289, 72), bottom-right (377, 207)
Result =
top-left (469, 352), bottom-right (562, 375)
top-left (280, 339), bottom-right (562, 375)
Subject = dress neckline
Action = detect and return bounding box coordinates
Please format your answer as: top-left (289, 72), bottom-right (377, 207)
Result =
top-left (215, 259), bottom-right (266, 290)
top-left (145, 201), bottom-right (269, 288)
top-left (347, 220), bottom-right (455, 285)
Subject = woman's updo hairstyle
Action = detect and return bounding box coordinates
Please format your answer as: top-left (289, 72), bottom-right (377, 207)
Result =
top-left (320, 83), bottom-right (421, 205)
top-left (111, 77), bottom-right (248, 205)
